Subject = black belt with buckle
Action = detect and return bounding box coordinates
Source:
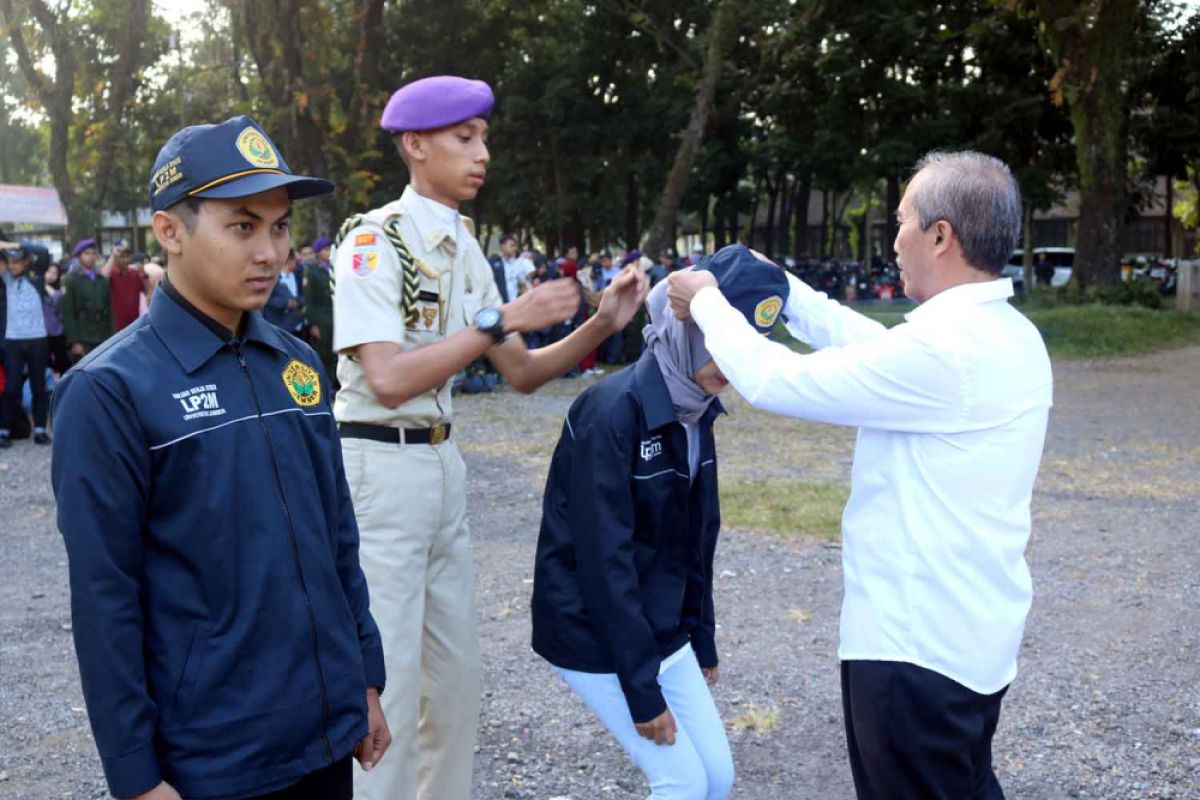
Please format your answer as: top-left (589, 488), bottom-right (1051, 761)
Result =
top-left (338, 421), bottom-right (451, 445)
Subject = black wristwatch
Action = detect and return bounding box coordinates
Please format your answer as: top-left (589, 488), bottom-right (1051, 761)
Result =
top-left (474, 306), bottom-right (506, 344)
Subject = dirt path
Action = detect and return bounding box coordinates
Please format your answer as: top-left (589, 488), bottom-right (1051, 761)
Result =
top-left (2, 347), bottom-right (1198, 799)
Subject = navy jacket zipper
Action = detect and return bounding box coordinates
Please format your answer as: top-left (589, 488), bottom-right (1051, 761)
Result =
top-left (233, 341), bottom-right (334, 762)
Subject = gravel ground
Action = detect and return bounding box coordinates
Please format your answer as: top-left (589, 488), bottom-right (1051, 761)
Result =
top-left (1, 346), bottom-right (1198, 799)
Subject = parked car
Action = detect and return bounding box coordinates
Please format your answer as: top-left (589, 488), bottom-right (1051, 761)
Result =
top-left (1003, 248), bottom-right (1074, 292)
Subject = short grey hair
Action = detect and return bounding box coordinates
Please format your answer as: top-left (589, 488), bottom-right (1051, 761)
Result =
top-left (910, 151), bottom-right (1021, 275)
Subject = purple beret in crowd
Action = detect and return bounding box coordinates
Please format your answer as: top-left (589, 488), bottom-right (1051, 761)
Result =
top-left (620, 250), bottom-right (641, 268)
top-left (311, 237), bottom-right (333, 253)
top-left (72, 238), bottom-right (98, 257)
top-left (380, 76), bottom-right (495, 133)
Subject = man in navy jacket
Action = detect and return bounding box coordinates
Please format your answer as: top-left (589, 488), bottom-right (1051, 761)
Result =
top-left (51, 116), bottom-right (390, 800)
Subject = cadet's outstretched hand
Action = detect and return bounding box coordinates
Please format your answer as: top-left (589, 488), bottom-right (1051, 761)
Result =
top-left (355, 688), bottom-right (392, 772)
top-left (503, 278), bottom-right (579, 333)
top-left (666, 270), bottom-right (718, 321)
top-left (596, 265), bottom-right (650, 333)
top-left (635, 708), bottom-right (678, 746)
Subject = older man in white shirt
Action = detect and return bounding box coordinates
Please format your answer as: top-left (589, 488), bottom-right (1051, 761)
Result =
top-left (668, 151), bottom-right (1051, 800)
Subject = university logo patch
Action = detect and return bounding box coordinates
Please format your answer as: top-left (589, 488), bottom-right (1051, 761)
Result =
top-left (235, 127), bottom-right (280, 168)
top-left (352, 251), bottom-right (379, 277)
top-left (754, 295), bottom-right (783, 329)
top-left (282, 359), bottom-right (321, 407)
top-left (640, 436), bottom-right (663, 462)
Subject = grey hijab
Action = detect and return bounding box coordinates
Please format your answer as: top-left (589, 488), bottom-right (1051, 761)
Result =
top-left (642, 279), bottom-right (716, 426)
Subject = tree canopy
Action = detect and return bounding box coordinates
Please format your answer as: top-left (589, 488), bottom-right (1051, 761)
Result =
top-left (2, 0), bottom-right (1195, 283)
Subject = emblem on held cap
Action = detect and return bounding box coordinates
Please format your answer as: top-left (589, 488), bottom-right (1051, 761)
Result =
top-left (236, 127), bottom-right (280, 168)
top-left (282, 359), bottom-right (321, 407)
top-left (754, 295), bottom-right (783, 329)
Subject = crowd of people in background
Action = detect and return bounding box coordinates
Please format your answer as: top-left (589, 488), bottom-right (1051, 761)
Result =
top-left (0, 227), bottom-right (705, 441)
top-left (0, 232), bottom-right (342, 448)
top-left (468, 240), bottom-right (700, 392)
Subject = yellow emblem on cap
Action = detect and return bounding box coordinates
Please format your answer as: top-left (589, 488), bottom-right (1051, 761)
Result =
top-left (236, 127), bottom-right (280, 168)
top-left (754, 295), bottom-right (783, 329)
top-left (282, 359), bottom-right (321, 407)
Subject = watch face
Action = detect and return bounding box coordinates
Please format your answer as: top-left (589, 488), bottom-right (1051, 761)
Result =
top-left (476, 307), bottom-right (501, 329)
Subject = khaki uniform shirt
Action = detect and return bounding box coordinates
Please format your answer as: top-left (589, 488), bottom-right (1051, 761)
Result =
top-left (332, 185), bottom-right (503, 428)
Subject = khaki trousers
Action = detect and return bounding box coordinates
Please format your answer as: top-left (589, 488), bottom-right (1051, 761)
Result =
top-left (343, 436), bottom-right (480, 800)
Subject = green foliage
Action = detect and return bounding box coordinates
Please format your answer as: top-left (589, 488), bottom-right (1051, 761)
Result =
top-left (1, 0), bottom-right (1196, 256)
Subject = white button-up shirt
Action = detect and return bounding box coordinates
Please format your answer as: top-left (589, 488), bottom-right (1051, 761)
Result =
top-left (690, 274), bottom-right (1052, 694)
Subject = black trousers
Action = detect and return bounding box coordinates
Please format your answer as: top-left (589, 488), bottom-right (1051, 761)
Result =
top-left (47, 334), bottom-right (70, 376)
top-left (3, 337), bottom-right (49, 430)
top-left (841, 660), bottom-right (1007, 800)
top-left (244, 755), bottom-right (352, 800)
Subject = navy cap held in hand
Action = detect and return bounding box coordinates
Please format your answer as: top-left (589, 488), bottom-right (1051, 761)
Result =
top-left (696, 244), bottom-right (789, 335)
top-left (149, 116), bottom-right (334, 212)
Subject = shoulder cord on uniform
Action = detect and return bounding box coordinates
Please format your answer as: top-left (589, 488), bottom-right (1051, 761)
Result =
top-left (335, 213), bottom-right (420, 326)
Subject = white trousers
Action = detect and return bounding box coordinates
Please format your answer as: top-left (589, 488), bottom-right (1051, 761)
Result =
top-left (553, 646), bottom-right (734, 800)
top-left (343, 437), bottom-right (480, 800)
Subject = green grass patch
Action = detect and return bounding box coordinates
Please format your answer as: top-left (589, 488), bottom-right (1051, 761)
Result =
top-left (1023, 305), bottom-right (1200, 359)
top-left (773, 302), bottom-right (1200, 360)
top-left (720, 478), bottom-right (847, 540)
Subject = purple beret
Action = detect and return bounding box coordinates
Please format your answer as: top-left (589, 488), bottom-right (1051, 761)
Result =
top-left (72, 238), bottom-right (98, 257)
top-left (312, 237), bottom-right (332, 253)
top-left (620, 250), bottom-right (641, 268)
top-left (381, 76), bottom-right (495, 133)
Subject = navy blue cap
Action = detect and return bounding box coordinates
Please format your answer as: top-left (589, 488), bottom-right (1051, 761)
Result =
top-left (149, 115), bottom-right (334, 212)
top-left (697, 244), bottom-right (789, 334)
top-left (2, 244), bottom-right (29, 261)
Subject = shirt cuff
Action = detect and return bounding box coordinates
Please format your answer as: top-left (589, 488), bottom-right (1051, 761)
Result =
top-left (101, 742), bottom-right (162, 800)
top-left (690, 631), bottom-right (718, 669)
top-left (689, 285), bottom-right (730, 333)
top-left (622, 679), bottom-right (668, 725)
top-left (361, 644), bottom-right (386, 691)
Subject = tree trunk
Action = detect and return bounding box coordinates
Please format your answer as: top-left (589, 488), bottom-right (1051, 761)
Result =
top-left (744, 175), bottom-right (763, 249)
top-left (1037, 0), bottom-right (1139, 289)
top-left (819, 190), bottom-right (829, 256)
top-left (885, 174), bottom-right (900, 263)
top-left (777, 177), bottom-right (792, 256)
top-left (624, 165), bottom-right (639, 250)
top-left (793, 176), bottom-right (811, 262)
top-left (2, 0), bottom-right (77, 239)
top-left (641, 0), bottom-right (738, 259)
top-left (1164, 176), bottom-right (1173, 258)
top-left (1022, 202), bottom-right (1034, 291)
top-left (92, 0), bottom-right (150, 217)
top-left (764, 179), bottom-right (779, 258)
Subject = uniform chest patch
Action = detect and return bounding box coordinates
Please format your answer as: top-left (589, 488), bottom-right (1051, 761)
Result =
top-left (282, 359), bottom-right (321, 407)
top-left (640, 436), bottom-right (663, 462)
top-left (172, 383), bottom-right (225, 421)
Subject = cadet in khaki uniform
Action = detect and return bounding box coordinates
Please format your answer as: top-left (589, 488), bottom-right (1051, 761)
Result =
top-left (332, 76), bottom-right (649, 800)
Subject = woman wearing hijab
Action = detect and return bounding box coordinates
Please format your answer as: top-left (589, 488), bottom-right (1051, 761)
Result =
top-left (531, 245), bottom-right (789, 800)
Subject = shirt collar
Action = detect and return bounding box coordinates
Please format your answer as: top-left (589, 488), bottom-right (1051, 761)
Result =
top-left (905, 277), bottom-right (1015, 323)
top-left (401, 185), bottom-right (460, 253)
top-left (633, 351), bottom-right (725, 431)
top-left (152, 278), bottom-right (286, 373)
